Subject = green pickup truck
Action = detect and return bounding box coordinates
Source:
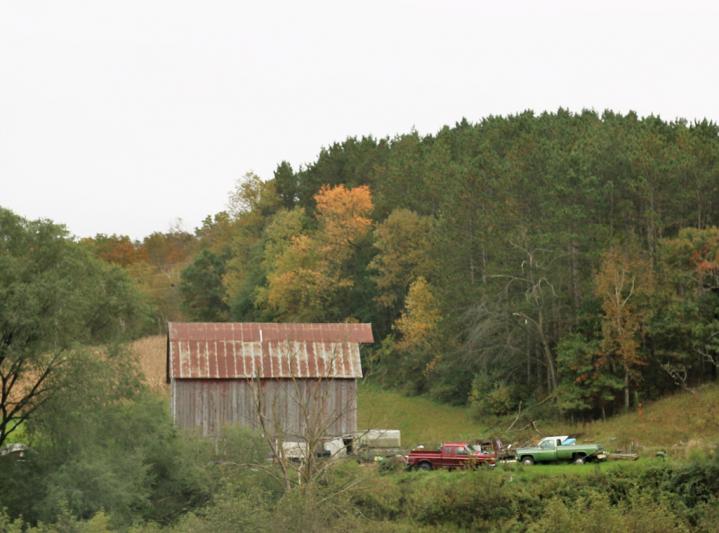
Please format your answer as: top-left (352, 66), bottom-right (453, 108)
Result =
top-left (515, 436), bottom-right (607, 465)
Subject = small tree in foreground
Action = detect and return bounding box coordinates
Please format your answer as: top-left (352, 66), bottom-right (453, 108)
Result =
top-left (244, 339), bottom-right (375, 493)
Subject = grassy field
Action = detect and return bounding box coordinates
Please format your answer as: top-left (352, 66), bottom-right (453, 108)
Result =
top-left (490, 457), bottom-right (657, 481)
top-left (562, 384), bottom-right (719, 454)
top-left (357, 382), bottom-right (488, 448)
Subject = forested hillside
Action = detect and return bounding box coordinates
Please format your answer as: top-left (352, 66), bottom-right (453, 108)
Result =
top-left (82, 110), bottom-right (719, 421)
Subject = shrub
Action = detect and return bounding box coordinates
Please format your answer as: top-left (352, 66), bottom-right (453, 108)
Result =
top-left (529, 490), bottom-right (691, 533)
top-left (469, 373), bottom-right (517, 418)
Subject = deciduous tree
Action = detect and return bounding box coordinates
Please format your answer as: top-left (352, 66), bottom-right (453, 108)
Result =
top-left (369, 208), bottom-right (434, 311)
top-left (595, 243), bottom-right (654, 411)
top-left (0, 209), bottom-right (150, 447)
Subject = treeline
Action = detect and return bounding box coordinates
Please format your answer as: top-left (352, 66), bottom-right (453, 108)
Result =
top-left (83, 110), bottom-right (719, 420)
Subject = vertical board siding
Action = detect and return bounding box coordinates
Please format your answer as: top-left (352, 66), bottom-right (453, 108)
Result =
top-left (172, 379), bottom-right (357, 438)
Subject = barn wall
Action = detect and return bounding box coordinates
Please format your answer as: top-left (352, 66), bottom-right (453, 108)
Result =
top-left (171, 378), bottom-right (357, 437)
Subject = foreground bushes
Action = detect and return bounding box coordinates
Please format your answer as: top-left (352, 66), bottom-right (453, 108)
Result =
top-left (161, 454), bottom-right (719, 532)
top-left (4, 451), bottom-right (719, 531)
top-left (2, 349), bottom-right (717, 532)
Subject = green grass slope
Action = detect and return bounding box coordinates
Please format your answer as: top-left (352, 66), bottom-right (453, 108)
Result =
top-left (357, 383), bottom-right (488, 448)
top-left (566, 383), bottom-right (719, 453)
top-left (359, 382), bottom-right (719, 454)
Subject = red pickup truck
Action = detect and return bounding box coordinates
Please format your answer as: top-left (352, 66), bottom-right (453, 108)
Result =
top-left (406, 442), bottom-right (496, 470)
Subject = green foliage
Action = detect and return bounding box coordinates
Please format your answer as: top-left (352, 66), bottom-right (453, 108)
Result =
top-left (170, 491), bottom-right (273, 533)
top-left (0, 508), bottom-right (25, 533)
top-left (0, 348), bottom-right (188, 526)
top-left (274, 161), bottom-right (298, 209)
top-left (369, 208), bottom-right (434, 311)
top-left (469, 372), bottom-right (516, 417)
top-left (0, 208), bottom-right (151, 347)
top-left (179, 249), bottom-right (229, 321)
top-left (0, 344), bottom-right (282, 529)
top-left (6, 418), bottom-right (719, 531)
top-left (400, 471), bottom-right (522, 529)
top-left (0, 208), bottom-right (153, 446)
top-left (556, 334), bottom-right (623, 418)
top-left (528, 491), bottom-right (690, 533)
top-left (157, 111), bottom-right (719, 415)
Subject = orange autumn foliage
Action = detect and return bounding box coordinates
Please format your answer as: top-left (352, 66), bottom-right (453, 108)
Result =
top-left (262, 185), bottom-right (373, 321)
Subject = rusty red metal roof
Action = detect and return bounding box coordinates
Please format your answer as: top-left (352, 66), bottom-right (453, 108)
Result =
top-left (167, 322), bottom-right (373, 380)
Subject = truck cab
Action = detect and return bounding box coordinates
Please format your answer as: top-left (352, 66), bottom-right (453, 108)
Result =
top-left (406, 442), bottom-right (496, 470)
top-left (516, 437), bottom-right (606, 465)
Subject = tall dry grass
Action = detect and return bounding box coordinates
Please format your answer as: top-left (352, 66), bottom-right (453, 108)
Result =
top-left (131, 336), bottom-right (169, 395)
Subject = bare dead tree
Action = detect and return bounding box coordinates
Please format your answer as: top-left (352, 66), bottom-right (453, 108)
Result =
top-left (696, 330), bottom-right (719, 372)
top-left (660, 363), bottom-right (695, 395)
top-left (248, 338), bottom-right (367, 492)
top-left (487, 236), bottom-right (564, 393)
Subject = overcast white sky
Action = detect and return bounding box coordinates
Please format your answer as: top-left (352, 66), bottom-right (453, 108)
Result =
top-left (1, 1), bottom-right (718, 240)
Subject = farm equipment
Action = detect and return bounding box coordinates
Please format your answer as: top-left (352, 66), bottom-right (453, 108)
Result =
top-left (471, 437), bottom-right (515, 461)
top-left (279, 429), bottom-right (402, 463)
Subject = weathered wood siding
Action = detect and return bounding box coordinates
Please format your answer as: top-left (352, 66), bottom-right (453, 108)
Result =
top-left (171, 378), bottom-right (357, 437)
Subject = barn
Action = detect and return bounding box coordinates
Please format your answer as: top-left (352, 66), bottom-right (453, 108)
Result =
top-left (166, 322), bottom-right (373, 438)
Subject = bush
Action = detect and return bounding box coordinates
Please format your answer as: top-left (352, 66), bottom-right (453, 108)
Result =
top-left (0, 508), bottom-right (24, 533)
top-left (529, 491), bottom-right (691, 533)
top-left (400, 471), bottom-right (520, 528)
top-left (0, 348), bottom-right (224, 528)
top-left (469, 373), bottom-right (517, 418)
top-left (171, 492), bottom-right (273, 533)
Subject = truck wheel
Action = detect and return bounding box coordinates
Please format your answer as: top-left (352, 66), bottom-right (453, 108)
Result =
top-left (573, 455), bottom-right (586, 465)
top-left (417, 461), bottom-right (432, 471)
top-left (521, 456), bottom-right (534, 466)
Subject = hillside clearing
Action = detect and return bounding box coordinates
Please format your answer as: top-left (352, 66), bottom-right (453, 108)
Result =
top-left (563, 383), bottom-right (719, 453)
top-left (130, 336), bottom-right (719, 454)
top-left (357, 383), bottom-right (488, 448)
top-left (357, 381), bottom-right (719, 455)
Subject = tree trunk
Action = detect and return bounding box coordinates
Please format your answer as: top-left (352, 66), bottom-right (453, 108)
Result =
top-left (467, 215), bottom-right (475, 285)
top-left (624, 365), bottom-right (630, 412)
top-left (526, 330), bottom-right (531, 384)
top-left (481, 245), bottom-right (487, 284)
top-left (570, 240), bottom-right (580, 325)
top-left (537, 310), bottom-right (557, 392)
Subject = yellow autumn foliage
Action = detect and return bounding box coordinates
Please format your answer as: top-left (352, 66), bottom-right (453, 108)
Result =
top-left (262, 185), bottom-right (373, 321)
